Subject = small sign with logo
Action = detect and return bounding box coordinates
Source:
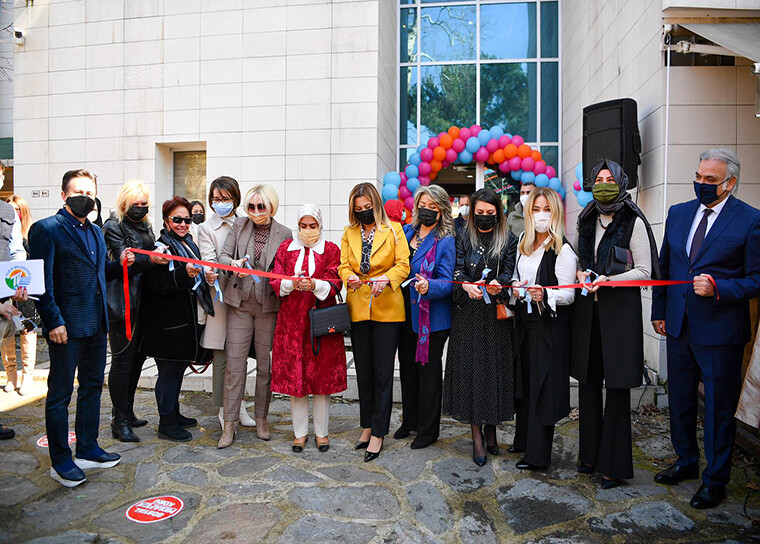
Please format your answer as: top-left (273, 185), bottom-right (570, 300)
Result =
top-left (125, 496), bottom-right (184, 524)
top-left (36, 432), bottom-right (77, 448)
top-left (0, 259), bottom-right (45, 298)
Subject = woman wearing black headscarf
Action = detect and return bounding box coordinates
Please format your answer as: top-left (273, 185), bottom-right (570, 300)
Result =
top-left (570, 159), bottom-right (660, 489)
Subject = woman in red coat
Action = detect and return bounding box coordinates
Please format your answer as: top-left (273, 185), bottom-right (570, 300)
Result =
top-left (270, 204), bottom-right (347, 453)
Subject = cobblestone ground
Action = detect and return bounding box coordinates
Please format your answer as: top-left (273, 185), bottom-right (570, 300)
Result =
top-left (1, 388), bottom-right (759, 543)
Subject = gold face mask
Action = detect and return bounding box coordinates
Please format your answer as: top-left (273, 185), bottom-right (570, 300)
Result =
top-left (298, 228), bottom-right (320, 246)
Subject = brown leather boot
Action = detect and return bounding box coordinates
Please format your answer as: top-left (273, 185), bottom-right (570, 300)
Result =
top-left (218, 421), bottom-right (238, 449)
top-left (256, 418), bottom-right (270, 441)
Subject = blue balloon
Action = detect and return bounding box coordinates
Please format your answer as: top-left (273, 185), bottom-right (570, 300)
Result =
top-left (382, 184), bottom-right (399, 202)
top-left (489, 126), bottom-right (504, 140)
top-left (465, 137), bottom-right (481, 153)
top-left (521, 171), bottom-right (536, 184)
top-left (505, 133), bottom-right (513, 139)
top-left (575, 162), bottom-right (583, 181)
top-left (477, 129), bottom-right (492, 146)
top-left (417, 144), bottom-right (426, 154)
top-left (511, 169), bottom-right (523, 181)
top-left (383, 172), bottom-right (401, 187)
top-left (409, 153), bottom-right (421, 166)
top-left (406, 177), bottom-right (420, 193)
top-left (558, 187), bottom-right (566, 199)
top-left (404, 164), bottom-right (419, 180)
top-left (534, 173), bottom-right (550, 186)
top-left (577, 190), bottom-right (594, 208)
top-left (459, 150), bottom-right (473, 164)
top-left (548, 177), bottom-right (562, 192)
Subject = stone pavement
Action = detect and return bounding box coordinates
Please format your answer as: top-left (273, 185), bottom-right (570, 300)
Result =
top-left (0, 388), bottom-right (759, 544)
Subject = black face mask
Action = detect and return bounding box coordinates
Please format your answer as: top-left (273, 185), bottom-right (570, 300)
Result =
top-left (168, 229), bottom-right (189, 242)
top-left (418, 208), bottom-right (439, 227)
top-left (126, 206), bottom-right (149, 222)
top-left (473, 213), bottom-right (497, 231)
top-left (355, 209), bottom-right (376, 226)
top-left (66, 195), bottom-right (96, 218)
top-left (192, 213), bottom-right (204, 225)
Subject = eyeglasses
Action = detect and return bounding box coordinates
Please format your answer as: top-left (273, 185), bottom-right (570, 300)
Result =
top-left (169, 216), bottom-right (192, 225)
top-left (248, 203), bottom-right (267, 213)
top-left (212, 197), bottom-right (232, 204)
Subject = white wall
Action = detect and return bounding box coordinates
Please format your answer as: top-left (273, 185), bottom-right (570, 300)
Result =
top-left (0, 1), bottom-right (14, 142)
top-left (12, 0), bottom-right (396, 244)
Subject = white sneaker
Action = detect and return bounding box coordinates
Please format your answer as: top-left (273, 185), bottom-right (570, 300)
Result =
top-left (239, 403), bottom-right (256, 427)
top-left (74, 453), bottom-right (121, 470)
top-left (49, 467), bottom-right (86, 488)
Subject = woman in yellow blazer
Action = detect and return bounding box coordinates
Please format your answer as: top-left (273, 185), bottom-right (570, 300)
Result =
top-left (339, 182), bottom-right (410, 462)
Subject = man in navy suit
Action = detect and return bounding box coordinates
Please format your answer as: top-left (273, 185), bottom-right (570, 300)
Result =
top-left (29, 169), bottom-right (133, 487)
top-left (652, 149), bottom-right (760, 509)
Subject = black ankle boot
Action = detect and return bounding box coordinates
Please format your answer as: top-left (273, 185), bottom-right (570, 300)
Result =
top-left (111, 409), bottom-right (139, 443)
top-left (158, 413), bottom-right (192, 442)
top-left (174, 404), bottom-right (197, 428)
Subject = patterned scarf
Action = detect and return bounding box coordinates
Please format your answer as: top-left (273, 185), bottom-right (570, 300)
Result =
top-left (415, 239), bottom-right (437, 365)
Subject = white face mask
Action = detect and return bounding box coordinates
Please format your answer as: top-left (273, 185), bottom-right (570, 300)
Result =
top-left (519, 195), bottom-right (529, 209)
top-left (533, 211), bottom-right (552, 233)
top-left (459, 205), bottom-right (469, 217)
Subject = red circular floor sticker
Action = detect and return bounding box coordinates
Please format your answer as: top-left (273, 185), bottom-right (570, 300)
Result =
top-left (36, 432), bottom-right (76, 448)
top-left (126, 496), bottom-right (184, 524)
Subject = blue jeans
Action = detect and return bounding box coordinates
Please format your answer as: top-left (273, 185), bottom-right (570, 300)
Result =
top-left (45, 326), bottom-right (107, 468)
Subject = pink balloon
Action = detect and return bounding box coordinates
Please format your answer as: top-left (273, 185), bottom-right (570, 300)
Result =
top-left (459, 127), bottom-right (472, 141)
top-left (521, 157), bottom-right (535, 172)
top-left (546, 166), bottom-right (556, 178)
top-left (508, 156), bottom-right (522, 171)
top-left (420, 148), bottom-right (433, 162)
top-left (419, 176), bottom-right (430, 186)
top-left (573, 180), bottom-right (582, 191)
top-left (511, 135), bottom-right (524, 147)
top-left (441, 161), bottom-right (450, 169)
top-left (445, 148), bottom-right (458, 162)
top-left (498, 135), bottom-right (511, 147)
top-left (470, 125), bottom-right (481, 136)
top-left (437, 132), bottom-right (447, 140)
top-left (399, 185), bottom-right (412, 199)
top-left (452, 138), bottom-right (466, 153)
top-left (417, 161), bottom-right (432, 176)
top-left (427, 137), bottom-right (440, 149)
top-left (499, 161), bottom-right (510, 173)
top-left (475, 148), bottom-right (490, 162)
top-left (486, 139), bottom-right (499, 153)
top-left (533, 160), bottom-right (546, 175)
top-left (404, 196), bottom-right (415, 210)
top-left (399, 172), bottom-right (408, 184)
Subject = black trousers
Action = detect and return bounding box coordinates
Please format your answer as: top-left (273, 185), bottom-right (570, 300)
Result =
top-left (351, 321), bottom-right (401, 437)
top-left (513, 336), bottom-right (555, 467)
top-left (578, 305), bottom-right (633, 479)
top-left (397, 327), bottom-right (448, 443)
top-left (154, 360), bottom-right (188, 420)
top-left (108, 323), bottom-right (147, 415)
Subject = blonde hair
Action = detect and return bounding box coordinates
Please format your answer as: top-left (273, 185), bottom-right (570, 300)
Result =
top-left (519, 187), bottom-right (565, 256)
top-left (412, 184), bottom-right (454, 238)
top-left (348, 182), bottom-right (392, 230)
top-left (6, 195), bottom-right (31, 239)
top-left (244, 184), bottom-right (279, 217)
top-left (115, 180), bottom-right (151, 222)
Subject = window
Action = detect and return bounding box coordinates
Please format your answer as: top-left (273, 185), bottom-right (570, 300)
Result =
top-left (399, 1), bottom-right (560, 173)
top-left (173, 151), bottom-right (207, 204)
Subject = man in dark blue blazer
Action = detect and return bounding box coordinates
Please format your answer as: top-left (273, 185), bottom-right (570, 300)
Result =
top-left (29, 169), bottom-right (131, 487)
top-left (651, 149), bottom-right (760, 509)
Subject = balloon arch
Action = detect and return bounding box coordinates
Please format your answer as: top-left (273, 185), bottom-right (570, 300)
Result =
top-left (381, 124), bottom-right (564, 220)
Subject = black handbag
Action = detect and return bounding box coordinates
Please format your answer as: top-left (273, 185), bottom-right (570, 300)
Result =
top-left (308, 288), bottom-right (351, 356)
top-left (605, 245), bottom-right (634, 276)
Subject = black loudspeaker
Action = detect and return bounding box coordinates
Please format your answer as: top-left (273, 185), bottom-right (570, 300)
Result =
top-left (582, 98), bottom-right (642, 191)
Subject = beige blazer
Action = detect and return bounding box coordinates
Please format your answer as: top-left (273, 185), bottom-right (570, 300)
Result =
top-left (196, 212), bottom-right (235, 350)
top-left (219, 216), bottom-right (292, 313)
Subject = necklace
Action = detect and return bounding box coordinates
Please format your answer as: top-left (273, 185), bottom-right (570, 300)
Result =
top-left (415, 229), bottom-right (429, 245)
top-left (598, 216), bottom-right (611, 230)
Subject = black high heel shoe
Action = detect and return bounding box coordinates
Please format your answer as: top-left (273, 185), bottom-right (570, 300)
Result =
top-left (355, 439), bottom-right (370, 450)
top-left (472, 432), bottom-right (487, 467)
top-left (364, 437), bottom-right (383, 462)
top-left (577, 462), bottom-right (595, 474)
top-left (484, 425), bottom-right (499, 456)
top-left (600, 477), bottom-right (621, 490)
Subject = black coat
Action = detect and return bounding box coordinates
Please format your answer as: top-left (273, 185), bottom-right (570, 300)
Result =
top-left (103, 215), bottom-right (156, 327)
top-left (570, 206), bottom-right (644, 389)
top-left (139, 231), bottom-right (205, 363)
top-left (452, 229), bottom-right (518, 307)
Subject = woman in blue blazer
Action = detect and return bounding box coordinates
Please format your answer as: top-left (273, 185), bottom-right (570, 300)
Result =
top-left (394, 184), bottom-right (456, 449)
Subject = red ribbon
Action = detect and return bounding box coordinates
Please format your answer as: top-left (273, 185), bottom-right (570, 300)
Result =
top-left (121, 247), bottom-right (716, 340)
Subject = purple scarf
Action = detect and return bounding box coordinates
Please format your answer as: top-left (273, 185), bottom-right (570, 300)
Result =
top-left (416, 239), bottom-right (437, 365)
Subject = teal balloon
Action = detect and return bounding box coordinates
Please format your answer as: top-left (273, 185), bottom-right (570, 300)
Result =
top-left (404, 164), bottom-right (419, 179)
top-left (477, 129), bottom-right (492, 146)
top-left (511, 169), bottom-right (523, 181)
top-left (575, 162), bottom-right (583, 181)
top-left (383, 172), bottom-right (401, 187)
top-left (465, 137), bottom-right (480, 153)
top-left (406, 177), bottom-right (420, 193)
top-left (409, 153), bottom-right (421, 166)
top-left (459, 150), bottom-right (473, 164)
top-left (382, 184), bottom-right (399, 201)
top-left (577, 190), bottom-right (594, 208)
top-left (559, 187), bottom-right (566, 199)
top-left (548, 177), bottom-right (562, 191)
top-left (490, 126), bottom-right (504, 139)
top-left (534, 173), bottom-right (550, 187)
top-left (521, 171), bottom-right (536, 184)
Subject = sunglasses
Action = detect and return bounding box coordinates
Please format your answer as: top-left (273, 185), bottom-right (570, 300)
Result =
top-left (248, 203), bottom-right (267, 213)
top-left (169, 216), bottom-right (192, 225)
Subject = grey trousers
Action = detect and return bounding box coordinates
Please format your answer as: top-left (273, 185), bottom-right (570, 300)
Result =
top-left (211, 349), bottom-right (226, 408)
top-left (224, 296), bottom-right (276, 422)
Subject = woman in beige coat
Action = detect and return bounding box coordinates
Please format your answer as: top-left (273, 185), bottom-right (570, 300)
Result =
top-left (197, 176), bottom-right (255, 430)
top-left (736, 317), bottom-right (760, 428)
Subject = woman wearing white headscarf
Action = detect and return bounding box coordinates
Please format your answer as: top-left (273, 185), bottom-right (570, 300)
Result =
top-left (270, 204), bottom-right (347, 453)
